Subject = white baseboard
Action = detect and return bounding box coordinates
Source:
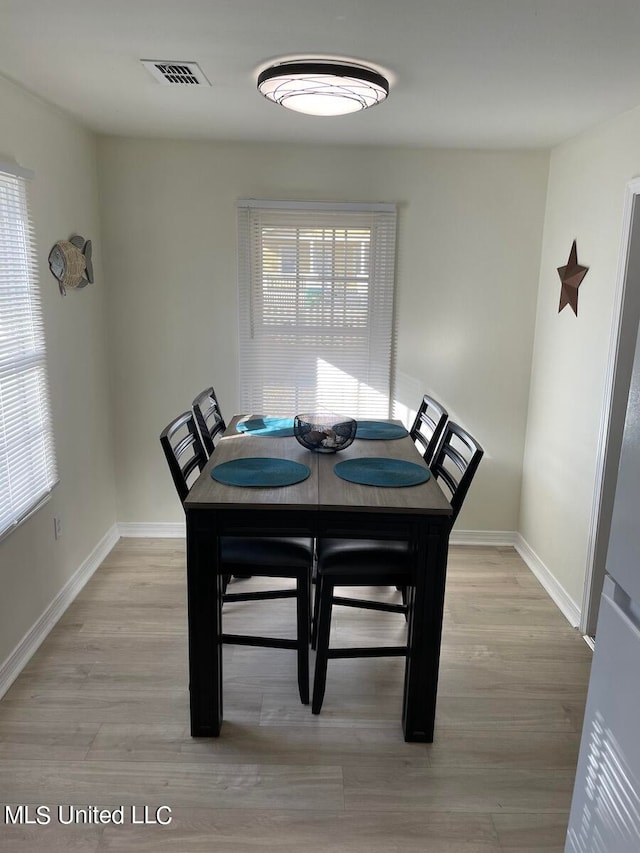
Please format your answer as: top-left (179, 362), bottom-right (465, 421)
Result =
top-left (0, 524), bottom-right (120, 701)
top-left (118, 524), bottom-right (519, 545)
top-left (118, 522), bottom-right (185, 537)
top-left (449, 530), bottom-right (517, 546)
top-left (513, 533), bottom-right (582, 628)
top-left (454, 530), bottom-right (582, 629)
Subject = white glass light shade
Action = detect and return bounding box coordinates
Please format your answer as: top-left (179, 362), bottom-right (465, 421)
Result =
top-left (257, 62), bottom-right (389, 116)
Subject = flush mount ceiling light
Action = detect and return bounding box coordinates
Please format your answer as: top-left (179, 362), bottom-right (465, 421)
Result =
top-left (257, 60), bottom-right (389, 116)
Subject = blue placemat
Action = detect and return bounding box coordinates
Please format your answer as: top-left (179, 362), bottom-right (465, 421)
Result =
top-left (356, 420), bottom-right (409, 440)
top-left (236, 417), bottom-right (295, 437)
top-left (211, 457), bottom-right (310, 487)
top-left (334, 457), bottom-right (430, 487)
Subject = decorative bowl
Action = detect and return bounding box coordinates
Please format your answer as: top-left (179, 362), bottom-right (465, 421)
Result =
top-left (293, 413), bottom-right (357, 453)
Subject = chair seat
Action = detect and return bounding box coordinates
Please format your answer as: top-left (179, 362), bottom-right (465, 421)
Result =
top-left (222, 536), bottom-right (313, 569)
top-left (317, 538), bottom-right (410, 576)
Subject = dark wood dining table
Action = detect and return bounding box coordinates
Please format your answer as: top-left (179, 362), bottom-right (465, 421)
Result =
top-left (184, 416), bottom-right (452, 742)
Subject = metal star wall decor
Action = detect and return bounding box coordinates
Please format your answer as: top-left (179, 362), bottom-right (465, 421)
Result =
top-left (557, 240), bottom-right (588, 316)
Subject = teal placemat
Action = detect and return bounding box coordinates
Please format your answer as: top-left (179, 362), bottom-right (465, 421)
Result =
top-left (334, 457), bottom-right (430, 487)
top-left (211, 457), bottom-right (310, 487)
top-left (237, 417), bottom-right (295, 437)
top-left (356, 420), bottom-right (409, 440)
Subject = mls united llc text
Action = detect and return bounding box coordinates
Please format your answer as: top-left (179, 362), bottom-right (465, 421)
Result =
top-left (4, 804), bottom-right (172, 825)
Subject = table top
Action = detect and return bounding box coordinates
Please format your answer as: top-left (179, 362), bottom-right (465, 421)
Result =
top-left (185, 415), bottom-right (452, 517)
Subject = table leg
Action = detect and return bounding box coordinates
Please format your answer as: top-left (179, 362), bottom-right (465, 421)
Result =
top-left (402, 521), bottom-right (450, 742)
top-left (186, 508), bottom-right (223, 736)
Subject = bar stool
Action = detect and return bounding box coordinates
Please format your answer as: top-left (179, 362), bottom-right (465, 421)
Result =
top-left (312, 421), bottom-right (483, 714)
top-left (311, 393), bottom-right (449, 643)
top-left (160, 410), bottom-right (313, 704)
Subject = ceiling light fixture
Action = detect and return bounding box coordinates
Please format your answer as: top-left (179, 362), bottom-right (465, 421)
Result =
top-left (257, 60), bottom-right (389, 116)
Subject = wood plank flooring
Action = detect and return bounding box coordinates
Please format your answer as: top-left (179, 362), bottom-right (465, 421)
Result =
top-left (0, 539), bottom-right (591, 852)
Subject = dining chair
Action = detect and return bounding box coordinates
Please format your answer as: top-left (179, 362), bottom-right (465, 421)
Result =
top-left (311, 420), bottom-right (483, 715)
top-left (410, 394), bottom-right (448, 465)
top-left (397, 394), bottom-right (449, 604)
top-left (160, 410), bottom-right (313, 704)
top-left (192, 386), bottom-right (226, 455)
top-left (310, 394), bottom-right (449, 640)
top-left (192, 387), bottom-right (250, 586)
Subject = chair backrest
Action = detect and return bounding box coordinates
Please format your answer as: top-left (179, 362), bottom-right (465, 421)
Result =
top-left (430, 421), bottom-right (483, 526)
top-left (160, 411), bottom-right (208, 505)
top-left (410, 394), bottom-right (448, 464)
top-left (192, 387), bottom-right (226, 455)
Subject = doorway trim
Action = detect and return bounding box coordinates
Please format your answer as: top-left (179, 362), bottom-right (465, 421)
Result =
top-left (582, 175), bottom-right (640, 636)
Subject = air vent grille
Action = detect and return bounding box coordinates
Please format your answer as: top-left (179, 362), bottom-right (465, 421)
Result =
top-left (141, 60), bottom-right (211, 86)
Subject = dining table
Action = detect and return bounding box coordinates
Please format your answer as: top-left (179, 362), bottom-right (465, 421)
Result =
top-left (184, 415), bottom-right (452, 742)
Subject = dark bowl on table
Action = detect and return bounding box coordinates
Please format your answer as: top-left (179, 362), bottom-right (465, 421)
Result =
top-left (294, 414), bottom-right (357, 453)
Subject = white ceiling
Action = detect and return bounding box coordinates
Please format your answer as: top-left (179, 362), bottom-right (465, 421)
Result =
top-left (2, 0), bottom-right (640, 149)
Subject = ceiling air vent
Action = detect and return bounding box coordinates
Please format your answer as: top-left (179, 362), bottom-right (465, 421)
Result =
top-left (141, 60), bottom-right (211, 86)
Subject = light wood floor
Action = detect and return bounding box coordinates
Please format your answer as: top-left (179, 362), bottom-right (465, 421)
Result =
top-left (0, 539), bottom-right (592, 852)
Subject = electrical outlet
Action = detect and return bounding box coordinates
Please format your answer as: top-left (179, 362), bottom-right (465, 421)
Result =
top-left (54, 516), bottom-right (62, 539)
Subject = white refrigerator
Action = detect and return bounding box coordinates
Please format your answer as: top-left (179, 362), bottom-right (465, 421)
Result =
top-left (565, 321), bottom-right (640, 851)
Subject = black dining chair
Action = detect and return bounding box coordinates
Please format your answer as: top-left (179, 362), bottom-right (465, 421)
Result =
top-left (160, 410), bottom-right (313, 704)
top-left (397, 394), bottom-right (448, 604)
top-left (193, 387), bottom-right (251, 586)
top-left (410, 394), bottom-right (448, 465)
top-left (311, 420), bottom-right (484, 715)
top-left (192, 386), bottom-right (226, 455)
top-left (310, 394), bottom-right (448, 641)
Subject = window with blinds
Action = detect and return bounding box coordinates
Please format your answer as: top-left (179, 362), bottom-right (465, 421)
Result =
top-left (0, 162), bottom-right (58, 540)
top-left (237, 201), bottom-right (397, 418)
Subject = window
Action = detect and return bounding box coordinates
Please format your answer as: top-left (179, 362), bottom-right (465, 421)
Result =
top-left (0, 162), bottom-right (58, 540)
top-left (238, 200), bottom-right (397, 417)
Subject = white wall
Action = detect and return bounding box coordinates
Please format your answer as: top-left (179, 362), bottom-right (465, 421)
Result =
top-left (1, 65), bottom-right (639, 683)
top-left (521, 104), bottom-right (640, 610)
top-left (0, 77), bottom-right (117, 672)
top-left (97, 138), bottom-right (548, 532)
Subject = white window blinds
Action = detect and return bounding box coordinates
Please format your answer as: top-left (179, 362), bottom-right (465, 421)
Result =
top-left (0, 162), bottom-right (58, 540)
top-left (238, 201), bottom-right (397, 418)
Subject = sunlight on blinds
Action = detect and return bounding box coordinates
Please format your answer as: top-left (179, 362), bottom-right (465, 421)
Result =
top-left (238, 202), bottom-right (396, 418)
